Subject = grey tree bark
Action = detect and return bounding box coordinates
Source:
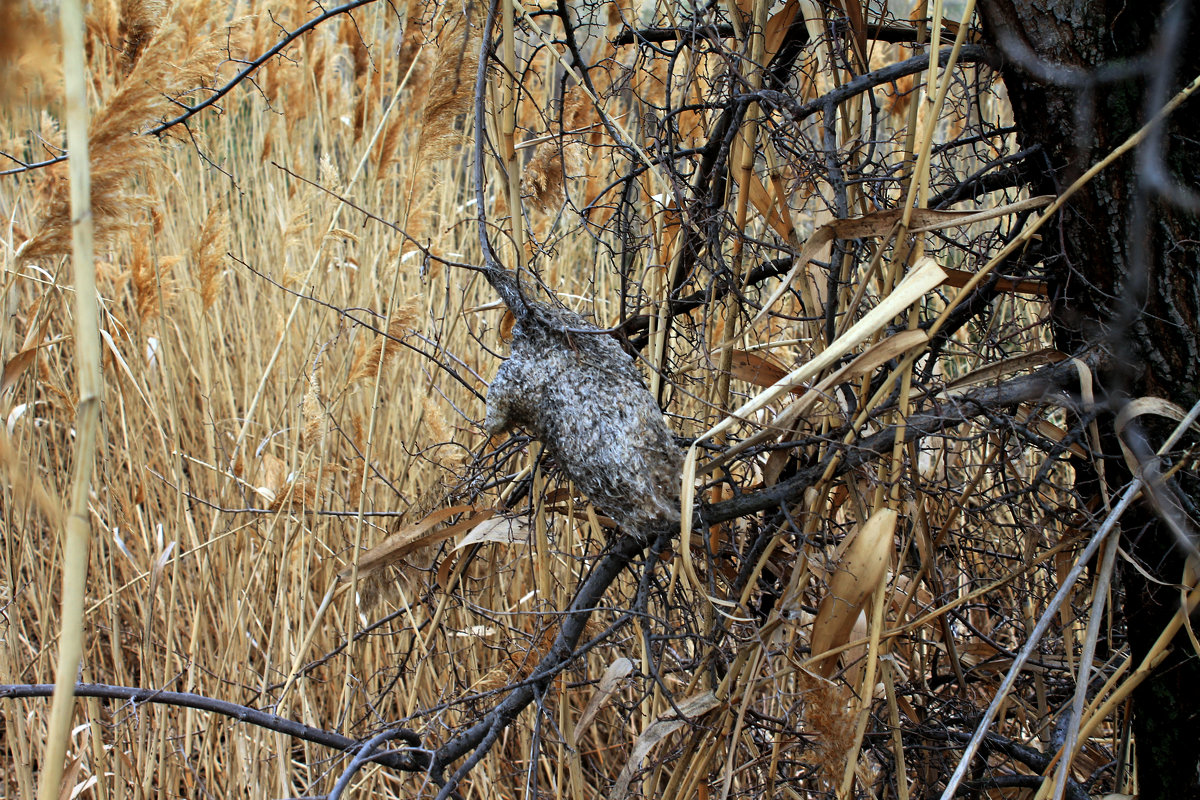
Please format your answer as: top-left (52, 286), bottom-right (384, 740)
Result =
top-left (977, 0), bottom-right (1200, 795)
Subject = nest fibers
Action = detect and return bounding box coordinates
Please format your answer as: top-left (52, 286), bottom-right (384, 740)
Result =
top-left (486, 303), bottom-right (683, 535)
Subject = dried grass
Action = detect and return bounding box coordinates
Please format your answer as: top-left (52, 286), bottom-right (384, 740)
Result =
top-left (416, 12), bottom-right (480, 162)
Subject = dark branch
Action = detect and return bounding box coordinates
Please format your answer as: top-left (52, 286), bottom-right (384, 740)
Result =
top-left (703, 358), bottom-right (1084, 525)
top-left (0, 683), bottom-right (428, 773)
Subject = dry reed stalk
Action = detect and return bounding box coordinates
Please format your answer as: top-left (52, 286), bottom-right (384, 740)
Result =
top-left (498, 0), bottom-right (524, 266)
top-left (37, 0), bottom-right (103, 797)
top-left (706, 0), bottom-right (770, 583)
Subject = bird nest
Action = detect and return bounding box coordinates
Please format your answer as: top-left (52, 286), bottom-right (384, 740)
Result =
top-left (485, 302), bottom-right (682, 536)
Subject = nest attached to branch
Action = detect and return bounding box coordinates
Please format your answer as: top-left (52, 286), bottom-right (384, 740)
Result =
top-left (485, 303), bottom-right (682, 535)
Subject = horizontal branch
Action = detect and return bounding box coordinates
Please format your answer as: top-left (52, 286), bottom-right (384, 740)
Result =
top-left (755, 43), bottom-right (997, 124)
top-left (612, 21), bottom-right (923, 47)
top-left (0, 682), bottom-right (428, 772)
top-left (703, 358), bottom-right (1083, 524)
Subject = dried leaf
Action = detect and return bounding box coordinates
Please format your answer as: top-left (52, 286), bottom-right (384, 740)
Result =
top-left (720, 259), bottom-right (946, 442)
top-left (940, 348), bottom-right (1068, 396)
top-left (725, 349), bottom-right (791, 390)
top-left (764, 0), bottom-right (800, 60)
top-left (754, 197), bottom-right (1053, 325)
top-left (573, 657), bottom-right (635, 746)
top-left (810, 508), bottom-right (896, 677)
top-left (941, 266), bottom-right (1046, 295)
top-left (1, 330), bottom-right (64, 394)
top-left (339, 506), bottom-right (492, 581)
top-left (451, 515), bottom-right (529, 551)
top-left (610, 691), bottom-right (722, 799)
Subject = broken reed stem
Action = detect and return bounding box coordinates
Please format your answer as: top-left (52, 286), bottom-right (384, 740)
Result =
top-left (39, 0), bottom-right (102, 797)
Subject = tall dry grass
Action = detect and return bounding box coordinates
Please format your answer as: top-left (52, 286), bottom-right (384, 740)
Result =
top-left (0, 0), bottom-right (1146, 798)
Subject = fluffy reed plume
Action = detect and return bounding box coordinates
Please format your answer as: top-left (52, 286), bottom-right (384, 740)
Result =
top-left (523, 90), bottom-right (591, 212)
top-left (20, 3), bottom-right (228, 261)
top-left (796, 670), bottom-right (857, 785)
top-left (347, 302), bottom-right (419, 384)
top-left (193, 204), bottom-right (229, 310)
top-left (118, 0), bottom-right (167, 72)
top-left (128, 231), bottom-right (180, 321)
top-left (374, 116), bottom-right (404, 177)
top-left (340, 14), bottom-right (371, 87)
top-left (0, 3), bottom-right (57, 107)
top-left (415, 12), bottom-right (480, 163)
top-left (302, 369), bottom-right (326, 449)
top-left (393, 13), bottom-right (426, 91)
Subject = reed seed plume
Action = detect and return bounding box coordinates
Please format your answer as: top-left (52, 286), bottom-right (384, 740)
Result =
top-left (374, 116), bottom-right (405, 178)
top-left (20, 5), bottom-right (229, 261)
top-left (415, 11), bottom-right (480, 163)
top-left (393, 13), bottom-right (426, 92)
top-left (523, 88), bottom-right (593, 212)
top-left (422, 395), bottom-right (451, 445)
top-left (193, 203), bottom-right (229, 310)
top-left (128, 231), bottom-right (180, 322)
top-left (340, 14), bottom-right (372, 86)
top-left (523, 139), bottom-right (586, 213)
top-left (347, 311), bottom-right (417, 386)
top-left (0, 3), bottom-right (57, 107)
top-left (118, 0), bottom-right (167, 72)
top-left (302, 369), bottom-right (326, 449)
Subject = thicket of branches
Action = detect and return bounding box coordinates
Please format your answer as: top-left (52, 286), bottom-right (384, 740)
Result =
top-left (1, 0), bottom-right (1197, 798)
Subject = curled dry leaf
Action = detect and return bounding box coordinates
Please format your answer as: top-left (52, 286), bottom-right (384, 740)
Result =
top-left (725, 349), bottom-right (793, 391)
top-left (810, 507), bottom-right (897, 677)
top-left (610, 690), bottom-right (722, 800)
top-left (1, 329), bottom-right (65, 394)
top-left (451, 515), bottom-right (529, 552)
top-left (572, 657), bottom-right (635, 746)
top-left (339, 506), bottom-right (492, 581)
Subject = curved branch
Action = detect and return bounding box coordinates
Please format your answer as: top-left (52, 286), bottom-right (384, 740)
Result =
top-left (472, 0), bottom-right (528, 319)
top-left (0, 683), bottom-right (428, 773)
top-left (328, 726), bottom-right (426, 800)
top-left (755, 44), bottom-right (999, 126)
top-left (429, 530), bottom-right (652, 799)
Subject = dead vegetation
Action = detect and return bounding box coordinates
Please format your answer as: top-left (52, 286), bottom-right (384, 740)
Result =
top-left (2, 0), bottom-right (1198, 798)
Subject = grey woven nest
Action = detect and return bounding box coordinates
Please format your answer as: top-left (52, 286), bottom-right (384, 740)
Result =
top-left (485, 303), bottom-right (682, 535)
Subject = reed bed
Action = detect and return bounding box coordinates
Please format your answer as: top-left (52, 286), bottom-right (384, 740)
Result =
top-left (0, 0), bottom-right (1163, 798)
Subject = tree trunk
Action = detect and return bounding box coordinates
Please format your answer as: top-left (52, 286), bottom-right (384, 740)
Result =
top-left (977, 1), bottom-right (1200, 796)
